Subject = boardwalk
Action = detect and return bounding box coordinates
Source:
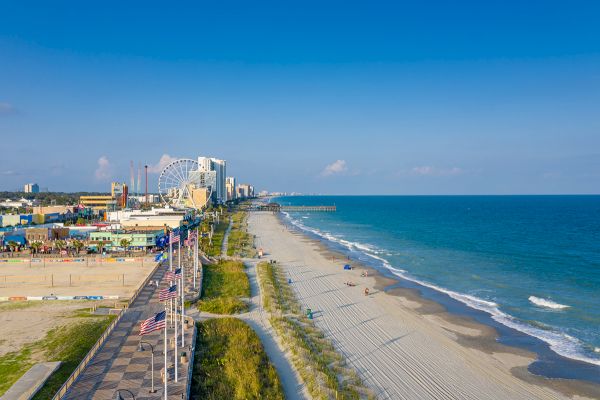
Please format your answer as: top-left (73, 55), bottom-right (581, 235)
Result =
top-left (252, 204), bottom-right (337, 212)
top-left (62, 261), bottom-right (195, 400)
top-left (281, 205), bottom-right (336, 212)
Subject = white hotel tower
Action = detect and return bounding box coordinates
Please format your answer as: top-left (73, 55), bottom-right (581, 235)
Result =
top-left (198, 156), bottom-right (227, 204)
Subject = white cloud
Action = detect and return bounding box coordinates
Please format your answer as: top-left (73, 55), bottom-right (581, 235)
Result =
top-left (94, 156), bottom-right (113, 180)
top-left (321, 160), bottom-right (348, 177)
top-left (401, 166), bottom-right (464, 177)
top-left (0, 102), bottom-right (16, 115)
top-left (148, 154), bottom-right (178, 173)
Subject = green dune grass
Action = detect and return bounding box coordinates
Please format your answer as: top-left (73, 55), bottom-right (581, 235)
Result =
top-left (190, 318), bottom-right (284, 400)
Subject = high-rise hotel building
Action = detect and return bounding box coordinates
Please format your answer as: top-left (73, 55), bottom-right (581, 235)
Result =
top-left (198, 156), bottom-right (227, 204)
top-left (226, 177), bottom-right (236, 201)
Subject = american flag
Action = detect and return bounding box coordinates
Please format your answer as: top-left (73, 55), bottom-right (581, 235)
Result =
top-left (159, 284), bottom-right (178, 301)
top-left (139, 311), bottom-right (166, 336)
top-left (165, 268), bottom-right (182, 281)
top-left (170, 232), bottom-right (180, 243)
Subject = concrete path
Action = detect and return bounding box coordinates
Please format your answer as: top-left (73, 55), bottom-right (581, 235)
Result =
top-left (62, 261), bottom-right (194, 400)
top-left (1, 362), bottom-right (61, 400)
top-left (220, 217), bottom-right (233, 256)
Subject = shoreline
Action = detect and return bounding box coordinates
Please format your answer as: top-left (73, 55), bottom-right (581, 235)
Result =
top-left (262, 211), bottom-right (600, 399)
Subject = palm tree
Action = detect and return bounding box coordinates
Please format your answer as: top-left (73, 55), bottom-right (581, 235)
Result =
top-left (72, 239), bottom-right (85, 255)
top-left (97, 241), bottom-right (106, 255)
top-left (7, 240), bottom-right (18, 255)
top-left (54, 239), bottom-right (67, 255)
top-left (29, 241), bottom-right (43, 255)
top-left (119, 238), bottom-right (132, 256)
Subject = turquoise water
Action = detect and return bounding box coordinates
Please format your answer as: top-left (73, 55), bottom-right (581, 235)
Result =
top-left (276, 195), bottom-right (600, 369)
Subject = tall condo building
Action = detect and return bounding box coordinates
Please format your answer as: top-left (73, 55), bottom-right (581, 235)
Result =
top-left (236, 183), bottom-right (254, 199)
top-left (24, 183), bottom-right (40, 193)
top-left (226, 177), bottom-right (236, 201)
top-left (198, 156), bottom-right (227, 204)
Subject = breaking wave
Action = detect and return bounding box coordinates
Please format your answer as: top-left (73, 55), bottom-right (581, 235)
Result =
top-left (529, 296), bottom-right (570, 310)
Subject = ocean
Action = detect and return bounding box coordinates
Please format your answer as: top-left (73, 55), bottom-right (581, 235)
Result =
top-left (275, 195), bottom-right (600, 381)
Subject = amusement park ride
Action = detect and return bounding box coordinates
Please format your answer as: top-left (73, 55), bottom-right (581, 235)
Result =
top-left (157, 158), bottom-right (215, 210)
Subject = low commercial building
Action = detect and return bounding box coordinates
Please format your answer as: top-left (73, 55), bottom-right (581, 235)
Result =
top-left (0, 215), bottom-right (21, 227)
top-left (25, 227), bottom-right (70, 242)
top-left (1, 234), bottom-right (26, 247)
top-left (129, 194), bottom-right (161, 204)
top-left (79, 195), bottom-right (117, 212)
top-left (32, 205), bottom-right (76, 215)
top-left (68, 225), bottom-right (99, 239)
top-left (89, 229), bottom-right (163, 250)
top-left (107, 207), bottom-right (186, 229)
top-left (0, 214), bottom-right (47, 227)
top-left (0, 198), bottom-right (37, 209)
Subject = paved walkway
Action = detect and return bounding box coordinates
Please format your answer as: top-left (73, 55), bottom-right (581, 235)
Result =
top-left (220, 217), bottom-right (232, 256)
top-left (1, 362), bottom-right (61, 400)
top-left (62, 260), bottom-right (195, 400)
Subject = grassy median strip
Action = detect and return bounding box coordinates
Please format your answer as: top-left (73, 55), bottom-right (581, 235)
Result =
top-left (0, 310), bottom-right (114, 398)
top-left (227, 211), bottom-right (257, 258)
top-left (190, 318), bottom-right (284, 400)
top-left (200, 215), bottom-right (229, 257)
top-left (197, 260), bottom-right (250, 314)
top-left (257, 261), bottom-right (374, 400)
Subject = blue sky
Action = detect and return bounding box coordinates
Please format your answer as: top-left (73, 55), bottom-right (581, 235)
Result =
top-left (1, 1), bottom-right (599, 194)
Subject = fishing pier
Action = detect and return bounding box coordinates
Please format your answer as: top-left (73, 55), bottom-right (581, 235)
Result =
top-left (253, 203), bottom-right (336, 212)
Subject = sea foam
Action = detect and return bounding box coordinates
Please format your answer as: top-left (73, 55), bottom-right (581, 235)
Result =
top-left (529, 296), bottom-right (570, 310)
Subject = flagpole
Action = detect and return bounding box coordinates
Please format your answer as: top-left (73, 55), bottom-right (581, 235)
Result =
top-left (194, 228), bottom-right (198, 289)
top-left (169, 237), bottom-right (174, 325)
top-left (178, 239), bottom-right (184, 347)
top-left (174, 295), bottom-right (178, 382)
top-left (169, 236), bottom-right (173, 272)
top-left (181, 247), bottom-right (185, 347)
top-left (164, 303), bottom-right (168, 400)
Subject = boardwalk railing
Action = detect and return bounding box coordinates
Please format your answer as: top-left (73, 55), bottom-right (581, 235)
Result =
top-left (185, 323), bottom-right (198, 399)
top-left (51, 309), bottom-right (124, 399)
top-left (52, 258), bottom-right (163, 400)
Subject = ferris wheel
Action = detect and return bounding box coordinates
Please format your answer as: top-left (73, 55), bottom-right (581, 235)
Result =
top-left (158, 158), bottom-right (214, 209)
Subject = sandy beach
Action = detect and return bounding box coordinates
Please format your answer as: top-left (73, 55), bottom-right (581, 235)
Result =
top-left (248, 211), bottom-right (599, 400)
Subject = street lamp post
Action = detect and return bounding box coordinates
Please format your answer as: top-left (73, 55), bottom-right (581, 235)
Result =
top-left (138, 340), bottom-right (156, 393)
